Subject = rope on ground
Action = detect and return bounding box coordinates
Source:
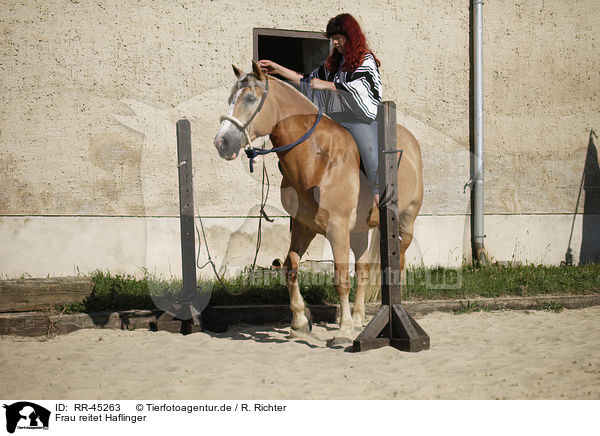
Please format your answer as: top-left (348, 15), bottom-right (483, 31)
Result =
top-left (250, 155), bottom-right (272, 271)
top-left (195, 143), bottom-right (274, 295)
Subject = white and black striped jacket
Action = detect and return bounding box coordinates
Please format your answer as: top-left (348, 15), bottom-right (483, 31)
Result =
top-left (301, 53), bottom-right (382, 123)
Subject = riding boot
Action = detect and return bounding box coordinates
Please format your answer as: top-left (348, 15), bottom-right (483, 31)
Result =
top-left (367, 200), bottom-right (379, 227)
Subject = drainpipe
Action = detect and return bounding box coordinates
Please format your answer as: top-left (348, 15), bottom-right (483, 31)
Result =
top-left (471, 0), bottom-right (488, 265)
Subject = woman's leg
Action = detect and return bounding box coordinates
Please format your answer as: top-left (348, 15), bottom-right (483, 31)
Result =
top-left (340, 120), bottom-right (379, 196)
top-left (340, 119), bottom-right (380, 226)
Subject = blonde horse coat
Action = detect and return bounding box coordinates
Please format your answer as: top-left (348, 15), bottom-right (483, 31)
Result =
top-left (214, 62), bottom-right (423, 342)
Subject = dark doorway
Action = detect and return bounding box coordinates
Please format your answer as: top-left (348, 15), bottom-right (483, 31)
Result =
top-left (253, 28), bottom-right (330, 77)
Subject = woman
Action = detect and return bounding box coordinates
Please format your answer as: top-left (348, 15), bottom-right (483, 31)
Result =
top-left (258, 13), bottom-right (382, 226)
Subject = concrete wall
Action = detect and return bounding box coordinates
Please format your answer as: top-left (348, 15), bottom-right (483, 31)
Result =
top-left (1, 0), bottom-right (599, 278)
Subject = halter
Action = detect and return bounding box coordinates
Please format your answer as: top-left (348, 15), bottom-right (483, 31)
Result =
top-left (219, 74), bottom-right (270, 150)
top-left (219, 74), bottom-right (324, 172)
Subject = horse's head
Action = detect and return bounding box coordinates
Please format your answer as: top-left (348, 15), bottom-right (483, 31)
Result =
top-left (214, 61), bottom-right (271, 160)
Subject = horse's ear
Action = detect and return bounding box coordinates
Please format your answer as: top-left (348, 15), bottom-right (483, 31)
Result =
top-left (232, 64), bottom-right (243, 78)
top-left (252, 60), bottom-right (266, 81)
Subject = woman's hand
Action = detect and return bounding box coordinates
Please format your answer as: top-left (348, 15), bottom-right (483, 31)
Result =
top-left (257, 60), bottom-right (303, 85)
top-left (257, 60), bottom-right (283, 75)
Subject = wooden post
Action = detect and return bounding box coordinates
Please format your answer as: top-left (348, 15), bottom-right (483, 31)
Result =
top-left (154, 120), bottom-right (227, 334)
top-left (177, 119), bottom-right (198, 304)
top-left (353, 102), bottom-right (430, 352)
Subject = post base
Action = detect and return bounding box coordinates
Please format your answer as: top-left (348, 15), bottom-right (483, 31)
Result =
top-left (353, 304), bottom-right (430, 352)
top-left (151, 303), bottom-right (228, 334)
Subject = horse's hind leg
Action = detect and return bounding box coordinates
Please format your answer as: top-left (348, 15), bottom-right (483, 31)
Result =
top-left (398, 208), bottom-right (419, 299)
top-left (350, 231), bottom-right (369, 328)
top-left (398, 207), bottom-right (418, 272)
top-left (284, 220), bottom-right (316, 335)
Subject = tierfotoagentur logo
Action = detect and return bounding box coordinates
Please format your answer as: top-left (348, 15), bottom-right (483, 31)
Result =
top-left (3, 402), bottom-right (50, 434)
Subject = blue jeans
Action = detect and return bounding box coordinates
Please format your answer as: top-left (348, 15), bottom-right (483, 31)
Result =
top-left (336, 118), bottom-right (379, 195)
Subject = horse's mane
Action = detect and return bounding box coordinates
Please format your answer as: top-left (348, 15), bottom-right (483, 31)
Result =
top-left (232, 69), bottom-right (320, 114)
top-left (266, 74), bottom-right (319, 111)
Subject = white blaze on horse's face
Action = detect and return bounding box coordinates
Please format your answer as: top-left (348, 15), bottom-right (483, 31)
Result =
top-left (214, 88), bottom-right (244, 160)
top-left (214, 73), bottom-right (264, 160)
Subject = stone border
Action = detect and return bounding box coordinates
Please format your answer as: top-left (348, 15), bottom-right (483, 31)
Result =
top-left (0, 305), bottom-right (338, 337)
top-left (401, 294), bottom-right (600, 316)
top-left (360, 294), bottom-right (600, 317)
top-left (1, 295), bottom-right (599, 337)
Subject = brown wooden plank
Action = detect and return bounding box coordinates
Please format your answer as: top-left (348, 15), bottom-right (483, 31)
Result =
top-left (353, 337), bottom-right (390, 352)
top-left (210, 304), bottom-right (336, 325)
top-left (0, 305), bottom-right (337, 337)
top-left (0, 277), bottom-right (94, 312)
top-left (352, 305), bottom-right (390, 352)
top-left (176, 119), bottom-right (198, 303)
top-left (377, 102), bottom-right (402, 307)
top-left (355, 305), bottom-right (390, 341)
top-left (390, 337), bottom-right (430, 352)
top-left (406, 311), bottom-right (429, 339)
top-left (118, 310), bottom-right (158, 331)
top-left (0, 312), bottom-right (49, 336)
top-left (53, 312), bottom-right (122, 335)
top-left (391, 303), bottom-right (420, 339)
top-left (391, 304), bottom-right (430, 352)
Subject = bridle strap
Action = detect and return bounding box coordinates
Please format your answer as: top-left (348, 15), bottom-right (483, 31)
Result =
top-left (219, 75), bottom-right (269, 145)
top-left (244, 106), bottom-right (324, 172)
top-left (242, 76), bottom-right (269, 129)
top-left (219, 74), bottom-right (323, 172)
top-left (219, 113), bottom-right (253, 147)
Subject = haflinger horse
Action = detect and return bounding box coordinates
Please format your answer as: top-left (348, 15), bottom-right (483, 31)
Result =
top-left (214, 61), bottom-right (423, 344)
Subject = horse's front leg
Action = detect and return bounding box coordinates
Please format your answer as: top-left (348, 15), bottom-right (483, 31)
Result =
top-left (284, 221), bottom-right (316, 335)
top-left (350, 231), bottom-right (370, 328)
top-left (327, 222), bottom-right (354, 344)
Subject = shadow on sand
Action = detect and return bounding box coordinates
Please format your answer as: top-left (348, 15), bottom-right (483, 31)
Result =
top-left (202, 321), bottom-right (356, 351)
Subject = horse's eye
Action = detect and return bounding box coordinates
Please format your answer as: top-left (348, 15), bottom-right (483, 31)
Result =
top-left (245, 94), bottom-right (257, 103)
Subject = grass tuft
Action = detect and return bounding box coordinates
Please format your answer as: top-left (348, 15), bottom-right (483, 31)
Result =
top-left (53, 264), bottom-right (600, 313)
top-left (404, 263), bottom-right (600, 301)
top-left (452, 301), bottom-right (490, 315)
top-left (538, 301), bottom-right (565, 313)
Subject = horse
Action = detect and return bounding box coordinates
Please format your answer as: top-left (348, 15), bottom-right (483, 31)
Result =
top-left (214, 61), bottom-right (423, 343)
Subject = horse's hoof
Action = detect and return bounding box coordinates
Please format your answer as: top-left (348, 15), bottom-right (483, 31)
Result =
top-left (352, 315), bottom-right (365, 328)
top-left (290, 308), bottom-right (312, 335)
top-left (290, 318), bottom-right (311, 337)
top-left (326, 336), bottom-right (352, 347)
top-left (304, 307), bottom-right (313, 333)
top-left (289, 326), bottom-right (311, 339)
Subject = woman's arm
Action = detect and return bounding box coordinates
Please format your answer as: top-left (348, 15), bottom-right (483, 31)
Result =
top-left (257, 60), bottom-right (336, 92)
top-left (257, 60), bottom-right (303, 84)
top-left (332, 54), bottom-right (382, 121)
top-left (310, 78), bottom-right (336, 91)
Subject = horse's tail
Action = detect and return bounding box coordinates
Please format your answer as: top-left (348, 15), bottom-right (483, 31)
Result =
top-left (363, 227), bottom-right (382, 302)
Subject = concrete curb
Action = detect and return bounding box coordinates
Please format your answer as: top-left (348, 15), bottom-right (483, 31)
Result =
top-left (367, 294), bottom-right (600, 317)
top-left (0, 305), bottom-right (338, 337)
top-left (1, 295), bottom-right (599, 337)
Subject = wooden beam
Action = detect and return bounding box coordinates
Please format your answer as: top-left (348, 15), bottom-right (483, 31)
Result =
top-left (378, 101), bottom-right (402, 308)
top-left (155, 120), bottom-right (229, 334)
top-left (176, 119), bottom-right (197, 303)
top-left (353, 305), bottom-right (390, 352)
top-left (0, 278), bottom-right (94, 312)
top-left (352, 102), bottom-right (430, 353)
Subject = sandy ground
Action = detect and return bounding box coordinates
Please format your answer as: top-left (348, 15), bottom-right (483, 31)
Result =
top-left (1, 307), bottom-right (599, 400)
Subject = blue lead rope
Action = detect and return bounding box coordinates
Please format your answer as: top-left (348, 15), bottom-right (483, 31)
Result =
top-left (244, 107), bottom-right (324, 172)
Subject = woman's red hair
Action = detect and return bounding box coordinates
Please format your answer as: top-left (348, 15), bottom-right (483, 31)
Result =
top-left (324, 13), bottom-right (380, 73)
